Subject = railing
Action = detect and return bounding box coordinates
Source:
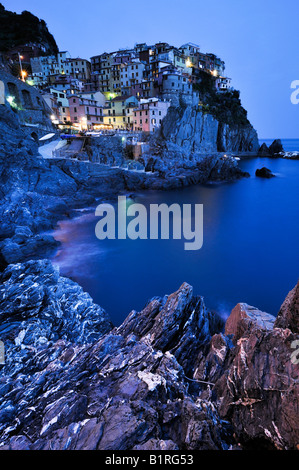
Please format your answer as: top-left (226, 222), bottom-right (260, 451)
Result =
top-left (52, 148), bottom-right (80, 158)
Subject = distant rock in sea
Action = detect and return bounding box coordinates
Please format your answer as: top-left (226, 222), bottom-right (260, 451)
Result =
top-left (255, 167), bottom-right (275, 178)
top-left (258, 139), bottom-right (285, 158)
top-left (269, 139), bottom-right (284, 155)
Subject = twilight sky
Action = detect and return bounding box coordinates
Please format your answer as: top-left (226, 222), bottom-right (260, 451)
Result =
top-left (3, 0), bottom-right (299, 139)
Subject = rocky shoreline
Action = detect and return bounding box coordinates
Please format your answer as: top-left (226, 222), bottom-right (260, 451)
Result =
top-left (0, 104), bottom-right (252, 269)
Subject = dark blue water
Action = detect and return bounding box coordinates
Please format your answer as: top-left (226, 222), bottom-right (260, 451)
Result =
top-left (52, 149), bottom-right (299, 325)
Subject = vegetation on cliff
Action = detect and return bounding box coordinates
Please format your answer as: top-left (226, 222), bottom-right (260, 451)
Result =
top-left (0, 3), bottom-right (58, 54)
top-left (193, 70), bottom-right (250, 126)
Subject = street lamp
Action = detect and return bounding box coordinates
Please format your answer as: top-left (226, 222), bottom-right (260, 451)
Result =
top-left (18, 53), bottom-right (25, 81)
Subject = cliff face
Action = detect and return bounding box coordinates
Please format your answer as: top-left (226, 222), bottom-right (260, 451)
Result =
top-left (217, 121), bottom-right (260, 152)
top-left (157, 104), bottom-right (259, 154)
top-left (160, 106), bottom-right (218, 153)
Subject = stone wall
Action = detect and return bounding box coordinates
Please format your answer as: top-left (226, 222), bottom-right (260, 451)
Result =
top-left (0, 69), bottom-right (55, 140)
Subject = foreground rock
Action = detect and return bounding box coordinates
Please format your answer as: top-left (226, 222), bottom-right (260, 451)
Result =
top-left (195, 282), bottom-right (299, 450)
top-left (275, 282), bottom-right (299, 333)
top-left (0, 276), bottom-right (233, 450)
top-left (0, 260), bottom-right (112, 375)
top-left (0, 267), bottom-right (298, 450)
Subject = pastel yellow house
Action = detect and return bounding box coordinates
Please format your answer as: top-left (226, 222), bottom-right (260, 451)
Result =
top-left (103, 94), bottom-right (138, 129)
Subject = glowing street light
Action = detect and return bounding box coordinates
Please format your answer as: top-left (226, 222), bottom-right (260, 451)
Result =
top-left (18, 53), bottom-right (25, 81)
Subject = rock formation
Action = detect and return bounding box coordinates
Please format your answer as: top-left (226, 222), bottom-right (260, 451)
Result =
top-left (255, 167), bottom-right (275, 178)
top-left (269, 139), bottom-right (284, 156)
top-left (155, 104), bottom-right (259, 155)
top-left (0, 271), bottom-right (298, 450)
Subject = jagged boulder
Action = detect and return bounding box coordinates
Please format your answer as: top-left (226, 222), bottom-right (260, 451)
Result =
top-left (0, 277), bottom-right (299, 450)
top-left (0, 259), bottom-right (113, 375)
top-left (198, 285), bottom-right (299, 450)
top-left (0, 282), bottom-right (234, 450)
top-left (269, 139), bottom-right (284, 155)
top-left (225, 303), bottom-right (275, 342)
top-left (258, 143), bottom-right (271, 156)
top-left (275, 280), bottom-right (299, 334)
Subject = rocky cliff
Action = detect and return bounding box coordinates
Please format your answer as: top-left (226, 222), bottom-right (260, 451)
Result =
top-left (154, 103), bottom-right (259, 156)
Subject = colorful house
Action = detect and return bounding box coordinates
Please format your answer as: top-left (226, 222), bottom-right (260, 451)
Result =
top-left (103, 95), bottom-right (138, 129)
top-left (132, 98), bottom-right (170, 133)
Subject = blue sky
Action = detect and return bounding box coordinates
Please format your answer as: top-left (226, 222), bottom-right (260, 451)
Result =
top-left (3, 0), bottom-right (299, 139)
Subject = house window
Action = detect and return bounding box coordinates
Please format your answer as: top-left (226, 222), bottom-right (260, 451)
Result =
top-left (74, 107), bottom-right (77, 113)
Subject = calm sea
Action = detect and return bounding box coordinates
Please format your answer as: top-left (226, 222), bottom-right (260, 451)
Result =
top-left (51, 145), bottom-right (299, 325)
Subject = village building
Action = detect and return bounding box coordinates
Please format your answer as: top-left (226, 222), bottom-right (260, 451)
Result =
top-left (132, 97), bottom-right (170, 133)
